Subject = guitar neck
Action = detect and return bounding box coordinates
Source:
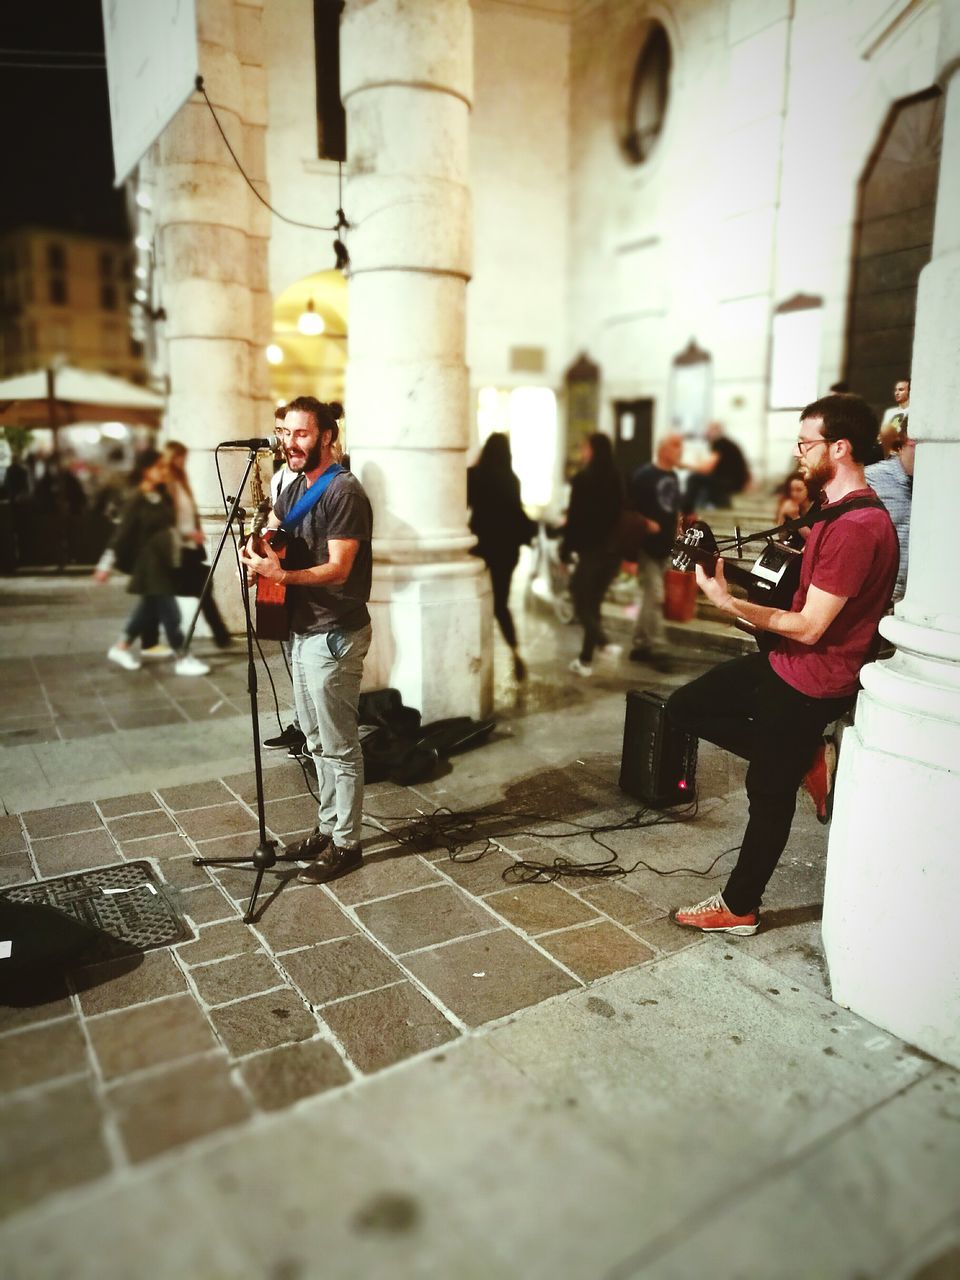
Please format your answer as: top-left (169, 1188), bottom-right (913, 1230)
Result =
top-left (672, 540), bottom-right (755, 592)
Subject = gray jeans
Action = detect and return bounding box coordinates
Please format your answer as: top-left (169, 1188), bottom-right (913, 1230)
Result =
top-left (292, 624), bottom-right (372, 849)
top-left (281, 638), bottom-right (300, 731)
top-left (632, 549), bottom-right (667, 653)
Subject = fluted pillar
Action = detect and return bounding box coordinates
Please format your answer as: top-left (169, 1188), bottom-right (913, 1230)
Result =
top-left (340, 0), bottom-right (492, 719)
top-left (822, 8), bottom-right (960, 1066)
top-left (152, 0), bottom-right (271, 630)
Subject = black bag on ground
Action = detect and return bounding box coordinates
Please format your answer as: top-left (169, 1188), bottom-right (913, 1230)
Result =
top-left (358, 690), bottom-right (496, 786)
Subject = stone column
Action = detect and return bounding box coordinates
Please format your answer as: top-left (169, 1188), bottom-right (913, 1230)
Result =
top-left (339, 0), bottom-right (491, 719)
top-left (822, 8), bottom-right (960, 1067)
top-left (153, 0), bottom-right (271, 631)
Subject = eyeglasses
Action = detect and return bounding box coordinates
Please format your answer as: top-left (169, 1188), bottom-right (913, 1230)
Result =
top-left (795, 436), bottom-right (828, 455)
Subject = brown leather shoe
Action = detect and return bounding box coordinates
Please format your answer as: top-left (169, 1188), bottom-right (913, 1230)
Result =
top-left (277, 828), bottom-right (330, 861)
top-left (297, 844), bottom-right (363, 884)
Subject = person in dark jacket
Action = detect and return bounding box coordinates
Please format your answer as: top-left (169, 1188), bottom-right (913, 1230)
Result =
top-left (561, 433), bottom-right (624, 677)
top-left (467, 432), bottom-right (536, 681)
top-left (93, 449), bottom-right (209, 676)
top-left (138, 440), bottom-right (233, 653)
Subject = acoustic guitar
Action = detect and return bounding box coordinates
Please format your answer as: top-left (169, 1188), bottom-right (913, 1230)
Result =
top-left (248, 458), bottom-right (291, 642)
top-left (249, 506), bottom-right (291, 641)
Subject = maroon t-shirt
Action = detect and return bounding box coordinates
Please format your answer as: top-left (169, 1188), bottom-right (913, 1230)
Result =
top-left (769, 489), bottom-right (899, 698)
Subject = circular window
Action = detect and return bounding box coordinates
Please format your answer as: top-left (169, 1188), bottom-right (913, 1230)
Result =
top-left (623, 23), bottom-right (672, 165)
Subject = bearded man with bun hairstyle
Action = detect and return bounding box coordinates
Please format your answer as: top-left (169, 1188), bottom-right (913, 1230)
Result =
top-left (242, 396), bottom-right (373, 885)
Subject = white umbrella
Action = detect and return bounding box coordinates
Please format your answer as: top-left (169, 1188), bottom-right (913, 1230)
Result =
top-left (0, 366), bottom-right (163, 430)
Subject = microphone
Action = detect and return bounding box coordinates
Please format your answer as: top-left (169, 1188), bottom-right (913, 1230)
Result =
top-left (218, 437), bottom-right (274, 450)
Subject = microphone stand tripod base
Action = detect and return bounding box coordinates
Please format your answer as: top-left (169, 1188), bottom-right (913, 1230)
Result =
top-left (193, 837), bottom-right (280, 924)
top-left (188, 444), bottom-right (289, 925)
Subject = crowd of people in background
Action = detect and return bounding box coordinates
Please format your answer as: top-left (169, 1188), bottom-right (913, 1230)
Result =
top-left (3, 375), bottom-right (915, 690)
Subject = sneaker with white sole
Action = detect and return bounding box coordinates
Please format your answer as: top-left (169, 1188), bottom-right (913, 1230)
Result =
top-left (569, 658), bottom-right (593, 677)
top-left (673, 892), bottom-right (759, 936)
top-left (141, 644), bottom-right (174, 660)
top-left (107, 644), bottom-right (140, 671)
top-left (174, 654), bottom-right (210, 676)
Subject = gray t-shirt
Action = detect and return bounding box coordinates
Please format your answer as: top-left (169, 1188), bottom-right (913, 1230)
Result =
top-left (274, 469), bottom-right (373, 634)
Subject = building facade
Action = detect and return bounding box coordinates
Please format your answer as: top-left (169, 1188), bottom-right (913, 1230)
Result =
top-left (0, 227), bottom-right (145, 383)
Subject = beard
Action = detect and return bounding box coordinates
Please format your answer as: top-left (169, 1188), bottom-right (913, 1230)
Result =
top-left (800, 450), bottom-right (836, 491)
top-left (284, 438), bottom-right (323, 471)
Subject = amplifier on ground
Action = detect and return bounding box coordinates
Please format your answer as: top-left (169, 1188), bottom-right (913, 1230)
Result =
top-left (619, 689), bottom-right (697, 808)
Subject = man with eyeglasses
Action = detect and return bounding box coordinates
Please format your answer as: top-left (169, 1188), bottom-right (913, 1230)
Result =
top-left (666, 394), bottom-right (899, 936)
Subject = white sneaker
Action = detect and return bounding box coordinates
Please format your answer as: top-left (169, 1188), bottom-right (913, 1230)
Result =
top-left (569, 658), bottom-right (593, 677)
top-left (141, 643), bottom-right (174, 660)
top-left (108, 644), bottom-right (140, 671)
top-left (174, 654), bottom-right (210, 677)
top-left (597, 643), bottom-right (622, 660)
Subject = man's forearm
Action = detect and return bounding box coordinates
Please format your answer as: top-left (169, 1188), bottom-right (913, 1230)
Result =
top-left (713, 593), bottom-right (814, 642)
top-left (280, 563), bottom-right (348, 588)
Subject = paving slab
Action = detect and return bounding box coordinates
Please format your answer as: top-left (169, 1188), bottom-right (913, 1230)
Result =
top-left (2, 572), bottom-right (957, 1277)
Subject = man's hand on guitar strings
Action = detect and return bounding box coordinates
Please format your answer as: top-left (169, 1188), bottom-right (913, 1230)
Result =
top-left (240, 538), bottom-right (284, 584)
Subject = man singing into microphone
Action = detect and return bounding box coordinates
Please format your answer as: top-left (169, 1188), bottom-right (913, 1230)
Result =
top-left (241, 396), bottom-right (373, 884)
top-left (667, 394), bottom-right (898, 935)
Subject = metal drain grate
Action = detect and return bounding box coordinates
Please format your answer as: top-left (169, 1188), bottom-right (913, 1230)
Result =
top-left (2, 861), bottom-right (194, 964)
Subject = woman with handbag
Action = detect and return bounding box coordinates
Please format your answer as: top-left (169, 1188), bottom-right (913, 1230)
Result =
top-left (93, 449), bottom-right (210, 675)
top-left (138, 440), bottom-right (233, 653)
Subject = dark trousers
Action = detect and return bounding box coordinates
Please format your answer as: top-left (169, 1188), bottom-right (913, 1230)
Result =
top-left (485, 552), bottom-right (519, 650)
top-left (571, 549), bottom-right (620, 663)
top-left (667, 652), bottom-right (853, 914)
top-left (125, 596), bottom-right (184, 651)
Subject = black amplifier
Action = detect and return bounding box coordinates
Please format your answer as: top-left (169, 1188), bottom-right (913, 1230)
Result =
top-left (619, 689), bottom-right (697, 808)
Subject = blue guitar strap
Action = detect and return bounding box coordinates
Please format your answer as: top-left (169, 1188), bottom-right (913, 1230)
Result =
top-left (280, 464), bottom-right (345, 532)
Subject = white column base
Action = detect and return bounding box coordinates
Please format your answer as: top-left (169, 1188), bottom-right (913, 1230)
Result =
top-left (822, 711), bottom-right (960, 1069)
top-left (364, 558), bottom-right (492, 722)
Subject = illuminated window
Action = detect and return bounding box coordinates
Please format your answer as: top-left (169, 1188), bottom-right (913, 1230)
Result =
top-left (476, 387), bottom-right (558, 508)
top-left (769, 295), bottom-right (824, 410)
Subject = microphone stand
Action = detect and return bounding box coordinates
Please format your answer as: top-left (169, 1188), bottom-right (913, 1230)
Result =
top-left (188, 445), bottom-right (278, 923)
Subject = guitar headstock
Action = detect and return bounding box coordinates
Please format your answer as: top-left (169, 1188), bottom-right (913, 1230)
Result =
top-left (671, 521), bottom-right (719, 573)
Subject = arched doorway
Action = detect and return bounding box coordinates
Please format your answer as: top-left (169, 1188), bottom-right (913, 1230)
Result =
top-left (269, 269), bottom-right (347, 410)
top-left (844, 89), bottom-right (943, 413)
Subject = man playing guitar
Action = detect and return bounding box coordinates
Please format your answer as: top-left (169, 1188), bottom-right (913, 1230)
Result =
top-left (668, 394), bottom-right (899, 935)
top-left (241, 396), bottom-right (373, 885)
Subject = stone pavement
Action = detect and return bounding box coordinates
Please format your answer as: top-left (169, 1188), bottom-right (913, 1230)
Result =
top-left (1, 574), bottom-right (958, 1278)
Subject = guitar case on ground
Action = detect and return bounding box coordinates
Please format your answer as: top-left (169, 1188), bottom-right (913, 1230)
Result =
top-left (357, 689), bottom-right (496, 786)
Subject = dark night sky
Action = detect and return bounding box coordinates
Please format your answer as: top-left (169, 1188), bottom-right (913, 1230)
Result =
top-left (1, 1), bottom-right (127, 237)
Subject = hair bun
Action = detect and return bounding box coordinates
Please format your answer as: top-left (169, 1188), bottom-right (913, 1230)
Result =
top-left (328, 401), bottom-right (344, 419)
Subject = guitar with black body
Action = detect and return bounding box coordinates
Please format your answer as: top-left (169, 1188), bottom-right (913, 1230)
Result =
top-left (671, 522), bottom-right (802, 651)
top-left (671, 495), bottom-right (887, 651)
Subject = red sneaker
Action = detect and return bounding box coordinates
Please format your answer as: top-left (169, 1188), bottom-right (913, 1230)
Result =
top-left (673, 893), bottom-right (759, 936)
top-left (803, 740), bottom-right (837, 825)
